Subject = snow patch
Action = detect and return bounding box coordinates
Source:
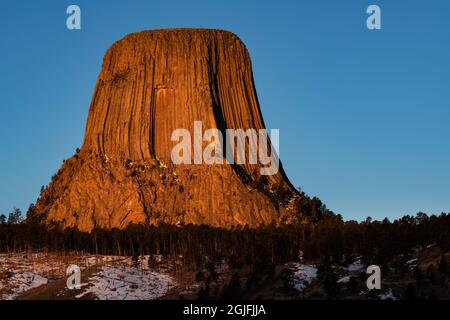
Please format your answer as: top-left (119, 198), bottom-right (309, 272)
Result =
top-left (379, 288), bottom-right (396, 300)
top-left (344, 262), bottom-right (365, 272)
top-left (291, 264), bottom-right (317, 292)
top-left (0, 253), bottom-right (175, 300)
top-left (2, 272), bottom-right (48, 300)
top-left (76, 265), bottom-right (175, 300)
top-left (337, 275), bottom-right (351, 284)
top-left (0, 253), bottom-right (56, 299)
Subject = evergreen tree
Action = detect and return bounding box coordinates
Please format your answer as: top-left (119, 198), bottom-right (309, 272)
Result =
top-left (7, 207), bottom-right (22, 224)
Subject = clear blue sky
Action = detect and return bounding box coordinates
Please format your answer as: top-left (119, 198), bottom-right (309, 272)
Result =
top-left (0, 0), bottom-right (449, 221)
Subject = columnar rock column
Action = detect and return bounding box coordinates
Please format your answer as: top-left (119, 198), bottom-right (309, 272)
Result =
top-left (34, 29), bottom-right (296, 231)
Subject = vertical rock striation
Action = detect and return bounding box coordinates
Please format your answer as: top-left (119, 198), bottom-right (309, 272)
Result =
top-left (34, 29), bottom-right (296, 231)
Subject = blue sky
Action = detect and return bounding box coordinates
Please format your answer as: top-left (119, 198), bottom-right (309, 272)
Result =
top-left (0, 0), bottom-right (449, 221)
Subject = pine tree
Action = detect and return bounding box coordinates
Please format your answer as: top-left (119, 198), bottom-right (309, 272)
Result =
top-left (7, 207), bottom-right (22, 224)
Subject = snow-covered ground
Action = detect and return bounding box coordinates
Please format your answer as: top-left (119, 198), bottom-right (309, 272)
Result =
top-left (344, 261), bottom-right (366, 272)
top-left (0, 253), bottom-right (176, 300)
top-left (379, 288), bottom-right (396, 300)
top-left (76, 264), bottom-right (174, 300)
top-left (337, 275), bottom-right (351, 284)
top-left (0, 252), bottom-right (65, 300)
top-left (406, 258), bottom-right (418, 265)
top-left (290, 263), bottom-right (318, 292)
top-left (1, 271), bottom-right (48, 300)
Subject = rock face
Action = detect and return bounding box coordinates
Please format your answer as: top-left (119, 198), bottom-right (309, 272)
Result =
top-left (34, 29), bottom-right (296, 232)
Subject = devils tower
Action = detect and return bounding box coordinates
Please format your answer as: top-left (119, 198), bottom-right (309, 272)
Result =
top-left (33, 29), bottom-right (297, 232)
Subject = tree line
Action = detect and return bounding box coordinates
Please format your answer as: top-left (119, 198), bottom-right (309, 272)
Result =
top-left (0, 203), bottom-right (449, 271)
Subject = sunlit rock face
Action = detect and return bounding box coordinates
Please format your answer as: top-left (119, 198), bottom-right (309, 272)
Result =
top-left (33, 29), bottom-right (296, 231)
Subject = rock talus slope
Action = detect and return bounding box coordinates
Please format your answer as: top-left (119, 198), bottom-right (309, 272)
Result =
top-left (34, 29), bottom-right (296, 231)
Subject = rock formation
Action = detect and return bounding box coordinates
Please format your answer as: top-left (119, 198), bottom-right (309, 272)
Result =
top-left (33, 29), bottom-right (297, 231)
